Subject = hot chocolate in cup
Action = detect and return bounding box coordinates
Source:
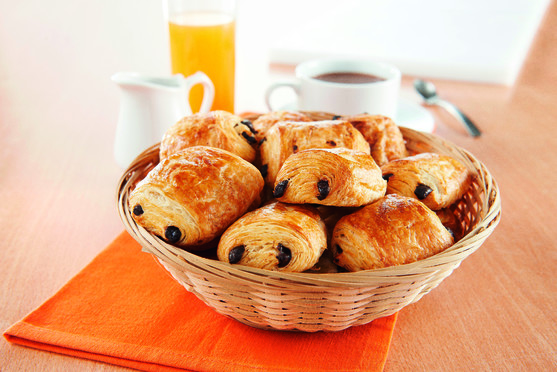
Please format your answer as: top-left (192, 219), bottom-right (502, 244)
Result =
top-left (266, 58), bottom-right (401, 117)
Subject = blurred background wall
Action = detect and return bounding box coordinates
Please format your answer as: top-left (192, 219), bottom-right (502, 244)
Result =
top-left (0, 0), bottom-right (550, 124)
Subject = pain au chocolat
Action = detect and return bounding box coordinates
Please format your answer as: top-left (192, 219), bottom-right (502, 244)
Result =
top-left (331, 194), bottom-right (454, 271)
top-left (129, 146), bottom-right (264, 249)
top-left (381, 152), bottom-right (472, 210)
top-left (273, 147), bottom-right (386, 207)
top-left (251, 110), bottom-right (312, 142)
top-left (217, 201), bottom-right (327, 272)
top-left (159, 110), bottom-right (258, 163)
top-left (340, 114), bottom-right (407, 166)
top-left (259, 120), bottom-right (370, 186)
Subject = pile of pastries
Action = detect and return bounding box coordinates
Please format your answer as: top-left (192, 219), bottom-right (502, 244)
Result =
top-left (129, 110), bottom-right (472, 273)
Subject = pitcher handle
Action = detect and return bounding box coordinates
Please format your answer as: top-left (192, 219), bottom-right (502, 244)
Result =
top-left (182, 71), bottom-right (215, 113)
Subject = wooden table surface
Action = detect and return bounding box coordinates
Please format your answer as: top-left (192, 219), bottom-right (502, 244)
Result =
top-left (1, 2), bottom-right (556, 371)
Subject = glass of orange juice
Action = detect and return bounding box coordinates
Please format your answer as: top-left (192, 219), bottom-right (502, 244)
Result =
top-left (164, 0), bottom-right (236, 113)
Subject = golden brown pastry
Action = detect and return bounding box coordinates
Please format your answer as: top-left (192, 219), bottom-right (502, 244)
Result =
top-left (341, 114), bottom-right (407, 166)
top-left (331, 194), bottom-right (454, 271)
top-left (159, 110), bottom-right (257, 163)
top-left (259, 120), bottom-right (370, 186)
top-left (217, 201), bottom-right (327, 272)
top-left (435, 208), bottom-right (464, 241)
top-left (251, 110), bottom-right (312, 141)
top-left (381, 152), bottom-right (472, 210)
top-left (273, 148), bottom-right (386, 207)
top-left (129, 146), bottom-right (264, 249)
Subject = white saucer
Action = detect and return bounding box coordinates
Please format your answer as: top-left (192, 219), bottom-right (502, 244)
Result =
top-left (395, 98), bottom-right (435, 133)
top-left (278, 98), bottom-right (435, 133)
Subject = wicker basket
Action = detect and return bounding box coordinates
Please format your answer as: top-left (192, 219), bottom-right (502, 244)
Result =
top-left (116, 112), bottom-right (501, 332)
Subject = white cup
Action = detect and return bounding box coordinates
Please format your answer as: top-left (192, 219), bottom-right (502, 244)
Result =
top-left (265, 58), bottom-right (401, 117)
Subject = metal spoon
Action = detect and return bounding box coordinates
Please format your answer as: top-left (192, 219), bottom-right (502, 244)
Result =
top-left (414, 79), bottom-right (481, 137)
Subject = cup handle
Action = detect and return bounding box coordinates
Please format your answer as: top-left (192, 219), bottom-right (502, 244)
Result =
top-left (182, 71), bottom-right (215, 113)
top-left (265, 81), bottom-right (300, 111)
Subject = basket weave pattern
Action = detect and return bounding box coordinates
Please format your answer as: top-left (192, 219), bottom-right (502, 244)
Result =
top-left (117, 113), bottom-right (501, 332)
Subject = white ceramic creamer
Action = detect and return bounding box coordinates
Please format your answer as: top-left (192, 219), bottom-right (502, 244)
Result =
top-left (112, 71), bottom-right (214, 168)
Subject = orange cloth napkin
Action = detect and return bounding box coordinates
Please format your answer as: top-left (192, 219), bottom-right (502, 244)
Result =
top-left (4, 231), bottom-right (398, 371)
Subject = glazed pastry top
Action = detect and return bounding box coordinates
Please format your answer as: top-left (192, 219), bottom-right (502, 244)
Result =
top-left (260, 119), bottom-right (370, 186)
top-left (273, 147), bottom-right (386, 207)
top-left (129, 146), bottom-right (264, 248)
top-left (331, 194), bottom-right (454, 271)
top-left (341, 114), bottom-right (407, 166)
top-left (251, 110), bottom-right (312, 141)
top-left (160, 110), bottom-right (257, 163)
top-left (217, 201), bottom-right (327, 272)
top-left (381, 152), bottom-right (472, 210)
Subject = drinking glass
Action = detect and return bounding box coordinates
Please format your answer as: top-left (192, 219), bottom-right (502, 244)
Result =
top-left (164, 0), bottom-right (236, 113)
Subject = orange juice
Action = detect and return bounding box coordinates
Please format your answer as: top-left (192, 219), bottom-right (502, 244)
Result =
top-left (169, 12), bottom-right (235, 113)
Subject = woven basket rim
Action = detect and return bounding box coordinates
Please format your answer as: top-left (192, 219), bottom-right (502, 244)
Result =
top-left (116, 125), bottom-right (501, 287)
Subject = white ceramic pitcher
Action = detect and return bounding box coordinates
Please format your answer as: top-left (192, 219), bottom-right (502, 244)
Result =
top-left (112, 71), bottom-right (214, 168)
